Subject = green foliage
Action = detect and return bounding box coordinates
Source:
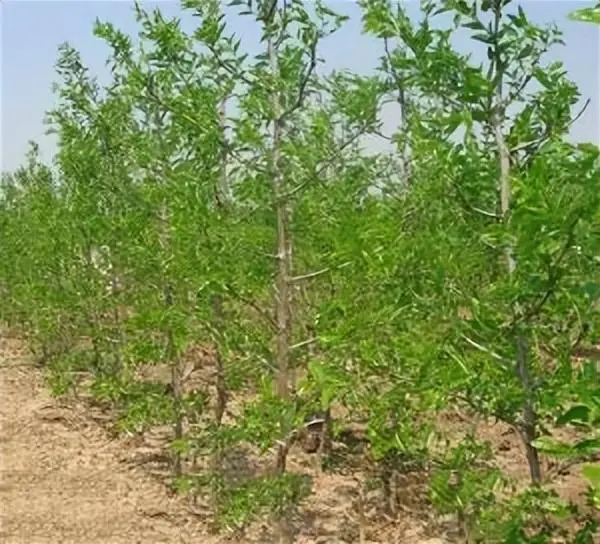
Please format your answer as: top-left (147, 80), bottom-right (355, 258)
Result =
top-left (1, 0), bottom-right (599, 540)
top-left (430, 435), bottom-right (504, 539)
top-left (214, 472), bottom-right (312, 532)
top-left (569, 3), bottom-right (600, 25)
top-left (479, 486), bottom-right (573, 543)
top-left (536, 385), bottom-right (600, 514)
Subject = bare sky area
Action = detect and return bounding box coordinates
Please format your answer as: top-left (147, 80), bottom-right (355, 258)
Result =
top-left (1, 1), bottom-right (599, 173)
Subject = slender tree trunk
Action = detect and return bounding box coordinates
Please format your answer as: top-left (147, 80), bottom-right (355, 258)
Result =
top-left (166, 295), bottom-right (183, 479)
top-left (492, 3), bottom-right (541, 485)
top-left (82, 245), bottom-right (105, 371)
top-left (515, 330), bottom-right (541, 483)
top-left (397, 84), bottom-right (412, 185)
top-left (214, 96), bottom-right (229, 430)
top-left (384, 38), bottom-right (412, 186)
top-left (212, 296), bottom-right (227, 427)
top-left (158, 199), bottom-right (184, 478)
top-left (107, 259), bottom-right (124, 370)
top-left (267, 21), bottom-right (293, 476)
top-left (145, 98), bottom-right (186, 479)
top-left (210, 96), bottom-right (230, 507)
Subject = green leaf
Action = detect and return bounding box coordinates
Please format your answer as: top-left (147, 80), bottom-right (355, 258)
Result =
top-left (582, 464), bottom-right (600, 487)
top-left (569, 6), bottom-right (600, 25)
top-left (471, 33), bottom-right (494, 44)
top-left (574, 439), bottom-right (600, 455)
top-left (556, 404), bottom-right (592, 426)
top-left (463, 20), bottom-right (486, 31)
top-left (531, 436), bottom-right (575, 457)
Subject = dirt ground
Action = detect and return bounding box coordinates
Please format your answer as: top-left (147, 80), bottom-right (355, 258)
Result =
top-left (0, 332), bottom-right (593, 543)
top-left (0, 335), bottom-right (446, 544)
top-left (0, 336), bottom-right (218, 544)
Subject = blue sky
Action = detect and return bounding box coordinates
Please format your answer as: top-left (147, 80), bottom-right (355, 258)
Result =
top-left (2, 1), bottom-right (599, 173)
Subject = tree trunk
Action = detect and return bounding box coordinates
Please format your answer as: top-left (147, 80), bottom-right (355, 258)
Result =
top-left (158, 202), bottom-right (183, 479)
top-left (267, 20), bottom-right (293, 476)
top-left (210, 95), bottom-right (230, 505)
top-left (492, 3), bottom-right (541, 486)
top-left (213, 96), bottom-right (230, 431)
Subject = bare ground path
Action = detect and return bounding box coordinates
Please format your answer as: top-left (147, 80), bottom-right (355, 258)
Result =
top-left (0, 336), bottom-right (215, 544)
top-left (0, 334), bottom-right (449, 544)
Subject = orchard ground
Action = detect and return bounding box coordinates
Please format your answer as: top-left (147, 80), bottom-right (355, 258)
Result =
top-left (0, 329), bottom-right (592, 544)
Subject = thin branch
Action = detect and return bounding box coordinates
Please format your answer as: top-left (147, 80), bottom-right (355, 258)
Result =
top-left (508, 215), bottom-right (580, 328)
top-left (290, 268), bottom-right (330, 282)
top-left (384, 37), bottom-right (412, 183)
top-left (453, 392), bottom-right (518, 426)
top-left (284, 123), bottom-right (368, 199)
top-left (510, 136), bottom-right (547, 155)
top-left (569, 98), bottom-right (591, 129)
top-left (448, 173), bottom-right (500, 220)
top-left (461, 333), bottom-right (507, 362)
top-left (223, 283), bottom-right (278, 331)
top-left (510, 99), bottom-right (591, 161)
top-left (503, 72), bottom-right (535, 108)
top-left (372, 128), bottom-right (394, 142)
top-left (204, 43), bottom-right (254, 88)
top-left (290, 337), bottom-right (318, 351)
top-left (281, 38), bottom-right (318, 121)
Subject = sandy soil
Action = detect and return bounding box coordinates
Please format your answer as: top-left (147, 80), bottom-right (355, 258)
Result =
top-left (0, 336), bottom-right (217, 544)
top-left (0, 335), bottom-right (445, 544)
top-left (1, 331), bottom-right (592, 543)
